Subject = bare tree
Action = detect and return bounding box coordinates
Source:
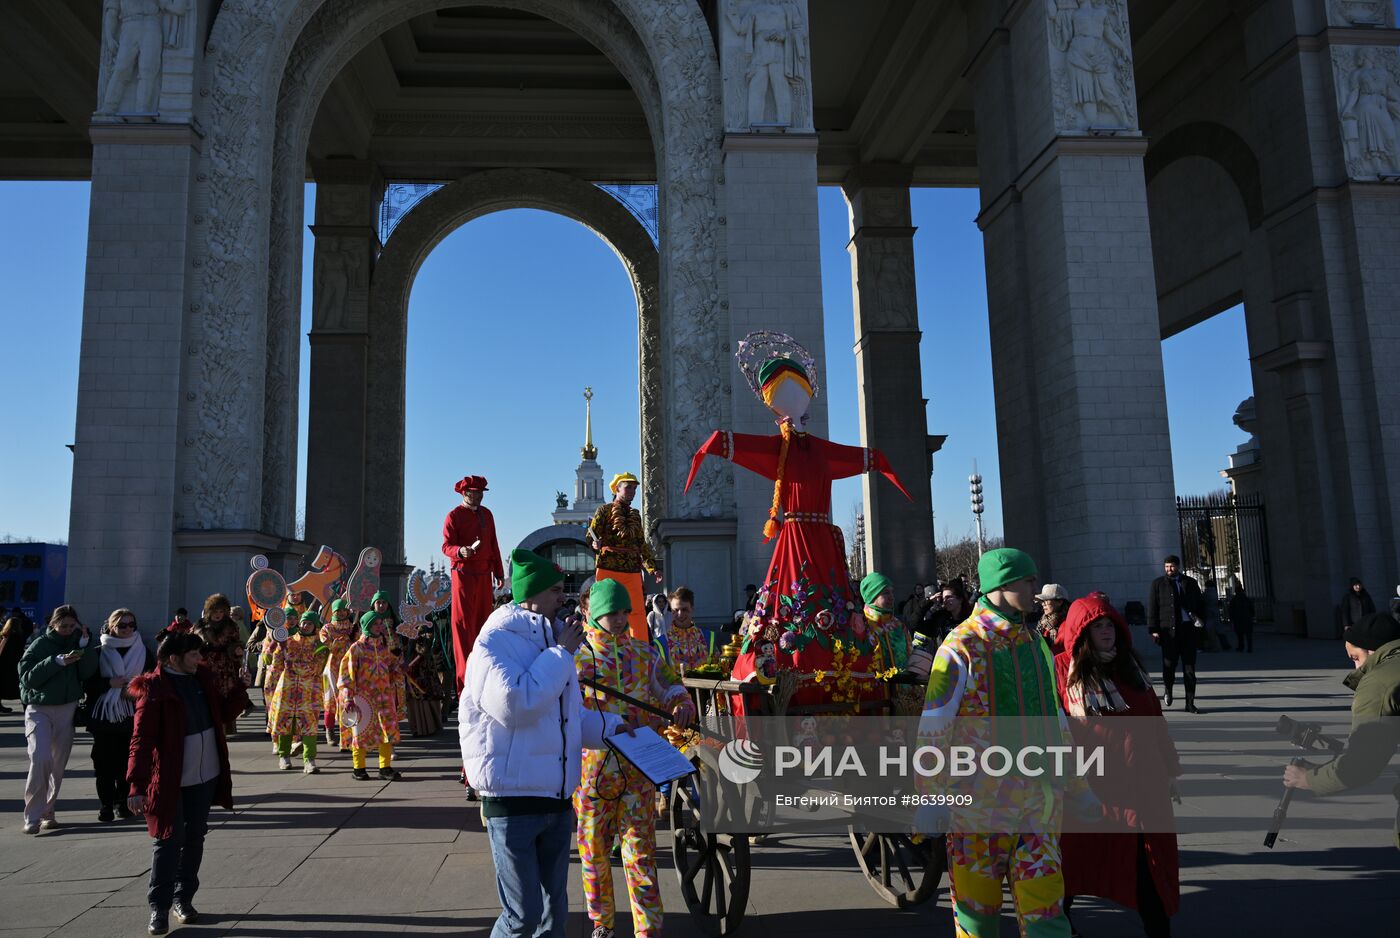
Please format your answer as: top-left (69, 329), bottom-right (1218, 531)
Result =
top-left (935, 529), bottom-right (1004, 589)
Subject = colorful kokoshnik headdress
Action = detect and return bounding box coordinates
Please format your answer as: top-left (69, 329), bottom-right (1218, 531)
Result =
top-left (736, 332), bottom-right (820, 542)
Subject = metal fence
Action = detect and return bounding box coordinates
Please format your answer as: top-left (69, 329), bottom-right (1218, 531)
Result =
top-left (1176, 492), bottom-right (1274, 623)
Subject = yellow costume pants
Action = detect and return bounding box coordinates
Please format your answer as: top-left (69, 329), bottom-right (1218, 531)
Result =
top-left (352, 742), bottom-right (394, 770)
top-left (947, 831), bottom-right (1069, 938)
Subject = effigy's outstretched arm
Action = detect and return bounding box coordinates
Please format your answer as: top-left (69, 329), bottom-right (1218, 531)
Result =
top-left (816, 438), bottom-right (914, 501)
top-left (683, 430), bottom-right (785, 492)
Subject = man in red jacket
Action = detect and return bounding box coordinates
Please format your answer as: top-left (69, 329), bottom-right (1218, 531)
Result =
top-left (442, 475), bottom-right (504, 693)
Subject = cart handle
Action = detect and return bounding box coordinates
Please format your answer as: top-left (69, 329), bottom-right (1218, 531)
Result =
top-left (580, 675), bottom-right (729, 744)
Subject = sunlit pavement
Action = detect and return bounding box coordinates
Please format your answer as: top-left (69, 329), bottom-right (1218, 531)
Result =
top-left (1, 632), bottom-right (1396, 936)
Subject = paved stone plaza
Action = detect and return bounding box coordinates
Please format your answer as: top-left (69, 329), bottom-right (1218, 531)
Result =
top-left (1, 634), bottom-right (1396, 937)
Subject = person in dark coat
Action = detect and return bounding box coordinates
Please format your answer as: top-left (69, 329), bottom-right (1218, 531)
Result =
top-left (83, 608), bottom-right (156, 822)
top-left (127, 632), bottom-right (234, 936)
top-left (1146, 556), bottom-right (1205, 712)
top-left (0, 609), bottom-right (27, 711)
top-left (1340, 577), bottom-right (1376, 632)
top-left (1055, 593), bottom-right (1181, 938)
top-left (1226, 577), bottom-right (1256, 653)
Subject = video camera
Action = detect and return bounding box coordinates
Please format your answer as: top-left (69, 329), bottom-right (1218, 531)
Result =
top-left (1264, 715), bottom-right (1346, 848)
top-left (1276, 715), bottom-right (1346, 755)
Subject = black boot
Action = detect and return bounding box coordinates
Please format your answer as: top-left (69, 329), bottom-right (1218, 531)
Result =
top-left (148, 909), bottom-right (168, 936)
top-left (172, 899), bottom-right (199, 924)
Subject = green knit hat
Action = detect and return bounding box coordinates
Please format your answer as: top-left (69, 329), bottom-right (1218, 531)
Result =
top-left (860, 572), bottom-right (894, 608)
top-left (587, 579), bottom-right (632, 627)
top-left (978, 548), bottom-right (1039, 594)
top-left (510, 548), bottom-right (564, 603)
top-left (329, 598), bottom-right (350, 616)
top-left (358, 610), bottom-right (382, 635)
top-left (299, 610), bottom-right (321, 627)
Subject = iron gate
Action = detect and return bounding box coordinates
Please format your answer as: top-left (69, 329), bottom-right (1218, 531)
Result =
top-left (1176, 492), bottom-right (1274, 623)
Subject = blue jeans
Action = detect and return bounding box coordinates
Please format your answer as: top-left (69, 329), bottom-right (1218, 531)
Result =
top-left (485, 808), bottom-right (575, 938)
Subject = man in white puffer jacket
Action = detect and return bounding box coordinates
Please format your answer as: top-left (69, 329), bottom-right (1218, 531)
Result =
top-left (461, 548), bottom-right (626, 938)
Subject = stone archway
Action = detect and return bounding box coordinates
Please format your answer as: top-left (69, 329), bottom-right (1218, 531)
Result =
top-left (306, 169), bottom-right (662, 564)
top-left (187, 0), bottom-right (728, 547)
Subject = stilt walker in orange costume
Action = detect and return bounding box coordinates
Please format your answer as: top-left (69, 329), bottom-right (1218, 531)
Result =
top-left (587, 473), bottom-right (658, 642)
top-left (442, 475), bottom-right (503, 693)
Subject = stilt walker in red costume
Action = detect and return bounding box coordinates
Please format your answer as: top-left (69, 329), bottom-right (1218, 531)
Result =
top-left (441, 476), bottom-right (503, 693)
top-left (685, 332), bottom-right (912, 710)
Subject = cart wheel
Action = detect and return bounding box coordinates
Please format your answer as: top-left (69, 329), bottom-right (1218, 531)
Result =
top-left (847, 826), bottom-right (946, 909)
top-left (671, 772), bottom-right (751, 935)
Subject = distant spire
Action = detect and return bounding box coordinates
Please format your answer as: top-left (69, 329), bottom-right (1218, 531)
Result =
top-left (582, 387), bottom-right (597, 460)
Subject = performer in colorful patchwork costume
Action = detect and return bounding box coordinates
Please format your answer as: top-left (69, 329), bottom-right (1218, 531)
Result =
top-left (919, 548), bottom-right (1084, 938)
top-left (264, 609), bottom-right (329, 774)
top-left (685, 332), bottom-right (911, 709)
top-left (657, 586), bottom-right (715, 674)
top-left (442, 475), bottom-right (503, 693)
top-left (587, 472), bottom-right (659, 642)
top-left (340, 595), bottom-right (404, 781)
top-left (319, 597), bottom-right (356, 746)
top-left (574, 579), bottom-right (694, 938)
top-left (860, 572), bottom-right (910, 673)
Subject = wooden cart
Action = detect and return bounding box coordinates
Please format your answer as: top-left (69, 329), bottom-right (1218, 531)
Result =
top-left (666, 674), bottom-right (947, 936)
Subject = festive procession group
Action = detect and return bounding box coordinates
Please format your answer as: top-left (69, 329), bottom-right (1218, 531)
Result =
top-left (10, 331), bottom-right (1400, 938)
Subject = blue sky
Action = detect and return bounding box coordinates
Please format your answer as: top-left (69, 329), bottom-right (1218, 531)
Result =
top-left (2, 181), bottom-right (1253, 572)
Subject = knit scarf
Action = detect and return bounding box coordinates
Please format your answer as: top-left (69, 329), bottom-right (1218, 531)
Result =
top-left (1064, 647), bottom-right (1143, 718)
top-left (92, 632), bottom-right (144, 723)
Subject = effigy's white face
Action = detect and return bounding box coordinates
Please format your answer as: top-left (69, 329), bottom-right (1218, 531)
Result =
top-left (768, 381), bottom-right (811, 428)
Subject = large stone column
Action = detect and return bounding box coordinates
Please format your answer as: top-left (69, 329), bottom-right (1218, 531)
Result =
top-left (966, 1), bottom-right (1177, 605)
top-left (1235, 3), bottom-right (1400, 634)
top-left (304, 160), bottom-right (382, 559)
top-left (68, 124), bottom-right (201, 632)
top-left (715, 0), bottom-right (830, 603)
top-left (67, 1), bottom-right (218, 631)
top-left (842, 165), bottom-right (935, 590)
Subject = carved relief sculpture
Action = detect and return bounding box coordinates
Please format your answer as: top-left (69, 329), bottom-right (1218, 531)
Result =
top-left (1327, 1), bottom-right (1395, 28)
top-left (97, 0), bottom-right (188, 118)
top-left (721, 0), bottom-right (813, 131)
top-left (1046, 0), bottom-right (1138, 133)
top-left (312, 241), bottom-right (363, 332)
top-left (1333, 46), bottom-right (1400, 179)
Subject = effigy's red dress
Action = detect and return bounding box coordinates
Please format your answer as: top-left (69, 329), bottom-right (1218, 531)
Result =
top-left (686, 429), bottom-right (910, 709)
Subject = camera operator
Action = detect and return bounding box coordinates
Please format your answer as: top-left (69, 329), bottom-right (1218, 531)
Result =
top-left (1282, 612), bottom-right (1400, 848)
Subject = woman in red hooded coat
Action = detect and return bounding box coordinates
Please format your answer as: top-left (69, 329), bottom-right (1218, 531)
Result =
top-left (1053, 594), bottom-right (1181, 938)
top-left (127, 632), bottom-right (235, 934)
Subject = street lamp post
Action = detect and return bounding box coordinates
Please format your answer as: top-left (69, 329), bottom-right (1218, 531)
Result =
top-left (969, 463), bottom-right (985, 558)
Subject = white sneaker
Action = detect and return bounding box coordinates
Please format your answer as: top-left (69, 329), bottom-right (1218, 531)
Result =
top-left (278, 757), bottom-right (293, 770)
top-left (21, 822), bottom-right (38, 835)
top-left (39, 816), bottom-right (58, 830)
top-left (303, 759), bottom-right (319, 775)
